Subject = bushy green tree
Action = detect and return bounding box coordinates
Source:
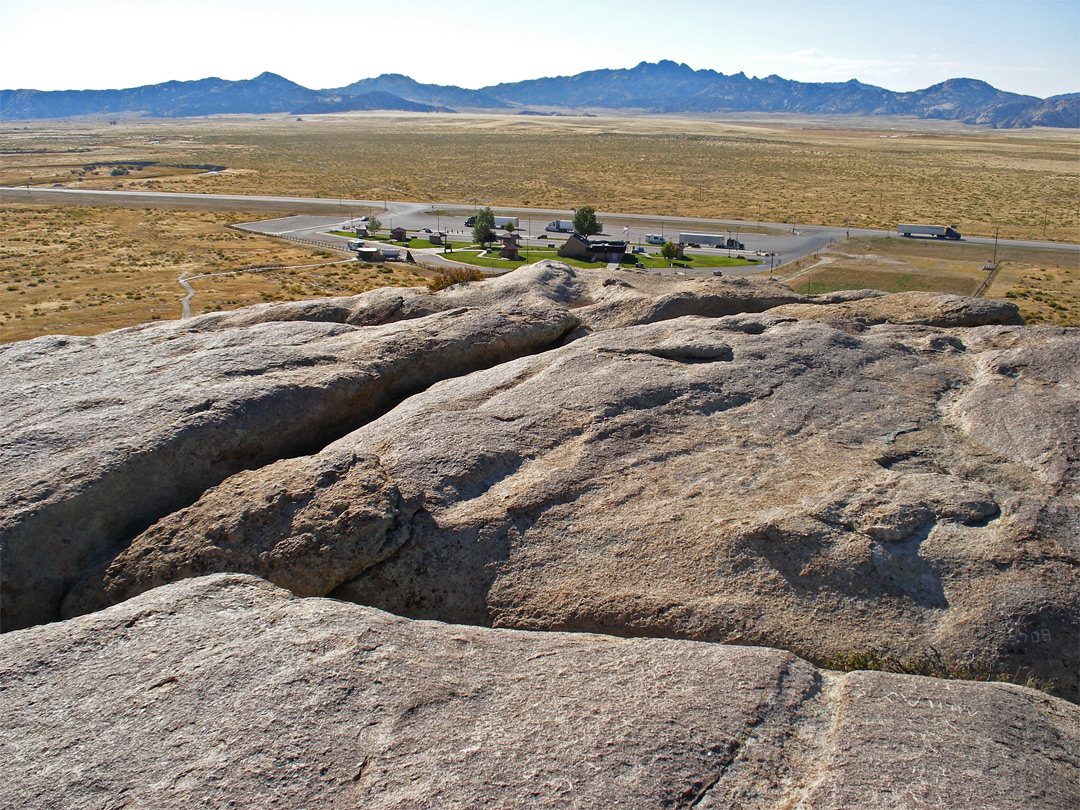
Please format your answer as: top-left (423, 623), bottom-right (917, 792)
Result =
top-left (661, 240), bottom-right (678, 264)
top-left (368, 216), bottom-right (382, 233)
top-left (573, 205), bottom-right (602, 236)
top-left (473, 207), bottom-right (496, 246)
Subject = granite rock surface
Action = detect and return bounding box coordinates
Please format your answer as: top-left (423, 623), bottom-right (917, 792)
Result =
top-left (58, 298), bottom-right (1077, 700)
top-left (3, 574), bottom-right (1077, 810)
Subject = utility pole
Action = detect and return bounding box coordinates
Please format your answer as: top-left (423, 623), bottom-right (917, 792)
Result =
top-left (993, 227), bottom-right (999, 264)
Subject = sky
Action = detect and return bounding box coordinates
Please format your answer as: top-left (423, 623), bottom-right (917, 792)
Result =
top-left (1, 0), bottom-right (1078, 98)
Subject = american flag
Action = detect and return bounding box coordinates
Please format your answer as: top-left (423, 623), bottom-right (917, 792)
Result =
top-left (623, 225), bottom-right (629, 237)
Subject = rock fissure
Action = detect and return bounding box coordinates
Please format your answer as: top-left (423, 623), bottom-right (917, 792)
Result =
top-left (2, 302), bottom-right (578, 630)
top-left (3, 264), bottom-right (1076, 708)
top-left (1, 258), bottom-right (1078, 806)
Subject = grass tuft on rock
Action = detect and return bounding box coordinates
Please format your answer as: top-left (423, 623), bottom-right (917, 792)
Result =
top-left (428, 266), bottom-right (485, 292)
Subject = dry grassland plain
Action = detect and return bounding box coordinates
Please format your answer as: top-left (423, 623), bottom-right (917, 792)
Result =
top-left (783, 236), bottom-right (1080, 326)
top-left (0, 204), bottom-right (427, 343)
top-left (2, 112), bottom-right (1077, 339)
top-left (4, 113), bottom-right (1078, 240)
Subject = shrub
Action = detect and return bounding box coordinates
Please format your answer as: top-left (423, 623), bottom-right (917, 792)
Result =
top-left (827, 646), bottom-right (996, 681)
top-left (428, 266), bottom-right (484, 292)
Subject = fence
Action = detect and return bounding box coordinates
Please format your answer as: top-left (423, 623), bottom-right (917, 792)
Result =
top-left (228, 224), bottom-right (352, 254)
top-left (972, 262), bottom-right (1001, 298)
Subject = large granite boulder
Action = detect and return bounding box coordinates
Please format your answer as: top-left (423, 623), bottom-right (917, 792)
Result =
top-left (186, 259), bottom-right (807, 334)
top-left (770, 290), bottom-right (1022, 330)
top-left (0, 300), bottom-right (577, 630)
top-left (2, 574), bottom-right (1076, 810)
top-left (0, 263), bottom-right (813, 632)
top-left (63, 309), bottom-right (1079, 700)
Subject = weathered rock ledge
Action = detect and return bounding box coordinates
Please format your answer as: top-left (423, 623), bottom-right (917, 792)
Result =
top-left (2, 574), bottom-right (1076, 810)
top-left (1, 295), bottom-right (582, 631)
top-left (3, 264), bottom-right (1074, 699)
top-left (1, 261), bottom-right (1073, 806)
top-left (58, 313), bottom-right (1079, 700)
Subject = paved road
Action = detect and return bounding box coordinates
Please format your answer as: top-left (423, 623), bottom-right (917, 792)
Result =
top-left (5, 186), bottom-right (1077, 271)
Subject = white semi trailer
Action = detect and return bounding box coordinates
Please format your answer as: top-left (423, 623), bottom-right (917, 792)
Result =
top-left (679, 232), bottom-right (728, 247)
top-left (545, 219), bottom-right (575, 233)
top-left (897, 224), bottom-right (962, 239)
top-left (678, 233), bottom-right (744, 249)
top-left (465, 215), bottom-right (520, 230)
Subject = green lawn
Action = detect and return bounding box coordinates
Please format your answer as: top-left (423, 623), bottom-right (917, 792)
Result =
top-left (330, 231), bottom-right (763, 271)
top-left (439, 245), bottom-right (763, 272)
top-left (330, 230), bottom-right (475, 250)
top-left (631, 253), bottom-right (762, 270)
top-left (329, 229), bottom-right (393, 242)
top-left (440, 247), bottom-right (608, 271)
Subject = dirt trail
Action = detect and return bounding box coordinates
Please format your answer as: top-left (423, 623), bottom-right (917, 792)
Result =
top-left (177, 259), bottom-right (355, 318)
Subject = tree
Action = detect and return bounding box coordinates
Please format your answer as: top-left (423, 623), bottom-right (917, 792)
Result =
top-left (573, 205), bottom-right (601, 237)
top-left (473, 207), bottom-right (496, 246)
top-left (661, 240), bottom-right (678, 265)
top-left (368, 216), bottom-right (382, 233)
top-left (504, 220), bottom-right (515, 234)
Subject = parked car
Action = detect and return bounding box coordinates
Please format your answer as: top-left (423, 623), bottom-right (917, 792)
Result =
top-left (465, 216), bottom-right (477, 227)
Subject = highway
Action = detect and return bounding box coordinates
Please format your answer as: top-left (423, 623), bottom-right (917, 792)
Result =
top-left (4, 186), bottom-right (1077, 272)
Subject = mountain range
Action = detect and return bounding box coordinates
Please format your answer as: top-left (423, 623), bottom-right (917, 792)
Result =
top-left (2, 61), bottom-right (1076, 128)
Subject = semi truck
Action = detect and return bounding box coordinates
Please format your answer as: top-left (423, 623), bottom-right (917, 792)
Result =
top-left (679, 232), bottom-right (726, 247)
top-left (897, 224), bottom-right (962, 239)
top-left (678, 233), bottom-right (744, 250)
top-left (466, 215), bottom-right (520, 230)
top-left (545, 219), bottom-right (575, 233)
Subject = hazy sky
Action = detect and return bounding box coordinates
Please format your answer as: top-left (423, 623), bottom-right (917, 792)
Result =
top-left (2, 0), bottom-right (1077, 98)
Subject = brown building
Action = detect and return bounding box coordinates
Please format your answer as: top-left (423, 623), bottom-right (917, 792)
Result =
top-left (390, 226), bottom-right (408, 241)
top-left (558, 234), bottom-right (628, 263)
top-left (500, 244), bottom-right (520, 260)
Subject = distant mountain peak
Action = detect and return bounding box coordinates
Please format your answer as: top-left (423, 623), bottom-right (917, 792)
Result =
top-left (0, 61), bottom-right (1073, 128)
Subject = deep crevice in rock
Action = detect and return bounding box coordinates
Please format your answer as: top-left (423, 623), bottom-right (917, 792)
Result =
top-left (2, 308), bottom-right (579, 632)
